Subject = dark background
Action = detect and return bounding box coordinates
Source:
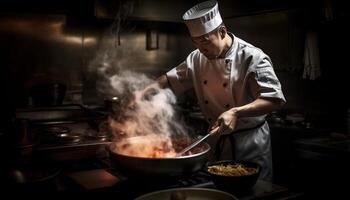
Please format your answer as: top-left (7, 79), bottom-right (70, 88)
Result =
top-left (0, 0), bottom-right (349, 197)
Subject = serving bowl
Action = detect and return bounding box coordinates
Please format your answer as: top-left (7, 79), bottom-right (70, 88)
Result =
top-left (205, 160), bottom-right (261, 193)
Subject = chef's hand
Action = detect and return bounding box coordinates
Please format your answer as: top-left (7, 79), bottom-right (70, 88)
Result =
top-left (136, 75), bottom-right (169, 101)
top-left (140, 86), bottom-right (159, 101)
top-left (209, 109), bottom-right (238, 135)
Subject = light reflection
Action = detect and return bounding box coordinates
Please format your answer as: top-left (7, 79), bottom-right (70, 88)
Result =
top-left (0, 16), bottom-right (96, 45)
top-left (0, 17), bottom-right (64, 37)
top-left (84, 37), bottom-right (97, 45)
top-left (62, 36), bottom-right (96, 45)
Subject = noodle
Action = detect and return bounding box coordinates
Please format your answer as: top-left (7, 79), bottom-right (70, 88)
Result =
top-left (208, 164), bottom-right (257, 176)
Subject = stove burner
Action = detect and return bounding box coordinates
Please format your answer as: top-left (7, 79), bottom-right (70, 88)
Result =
top-left (85, 131), bottom-right (110, 142)
top-left (55, 133), bottom-right (82, 144)
top-left (44, 126), bottom-right (71, 134)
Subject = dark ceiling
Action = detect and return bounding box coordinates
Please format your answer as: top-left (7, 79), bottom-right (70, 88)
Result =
top-left (0, 0), bottom-right (320, 16)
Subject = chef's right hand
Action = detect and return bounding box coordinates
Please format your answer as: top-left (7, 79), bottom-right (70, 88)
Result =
top-left (209, 108), bottom-right (238, 135)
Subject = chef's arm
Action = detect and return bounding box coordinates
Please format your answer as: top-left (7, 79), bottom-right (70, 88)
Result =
top-left (156, 74), bottom-right (170, 89)
top-left (210, 98), bottom-right (284, 135)
top-left (231, 97), bottom-right (284, 118)
top-left (137, 74), bottom-right (170, 100)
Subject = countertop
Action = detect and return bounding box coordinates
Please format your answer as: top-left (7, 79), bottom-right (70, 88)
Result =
top-left (293, 134), bottom-right (350, 160)
top-left (1, 158), bottom-right (301, 200)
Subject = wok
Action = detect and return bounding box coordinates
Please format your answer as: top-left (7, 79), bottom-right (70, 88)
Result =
top-left (108, 136), bottom-right (211, 177)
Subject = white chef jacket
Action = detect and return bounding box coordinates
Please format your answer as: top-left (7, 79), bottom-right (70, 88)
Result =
top-left (167, 33), bottom-right (285, 128)
top-left (166, 33), bottom-right (286, 181)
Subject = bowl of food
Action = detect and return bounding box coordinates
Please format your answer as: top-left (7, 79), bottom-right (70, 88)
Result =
top-left (205, 160), bottom-right (260, 193)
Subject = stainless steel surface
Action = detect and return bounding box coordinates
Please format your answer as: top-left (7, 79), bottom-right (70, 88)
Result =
top-left (95, 0), bottom-right (195, 22)
top-left (0, 14), bottom-right (193, 106)
top-left (135, 187), bottom-right (238, 200)
top-left (94, 0), bottom-right (292, 22)
top-left (14, 106), bottom-right (112, 162)
top-left (30, 83), bottom-right (66, 106)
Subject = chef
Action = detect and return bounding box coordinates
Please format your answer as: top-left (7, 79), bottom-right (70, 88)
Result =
top-left (155, 0), bottom-right (286, 181)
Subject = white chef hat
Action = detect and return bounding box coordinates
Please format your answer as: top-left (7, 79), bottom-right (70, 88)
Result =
top-left (182, 0), bottom-right (223, 37)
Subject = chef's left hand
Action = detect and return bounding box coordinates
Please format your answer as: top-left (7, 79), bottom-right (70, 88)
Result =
top-left (209, 109), bottom-right (238, 135)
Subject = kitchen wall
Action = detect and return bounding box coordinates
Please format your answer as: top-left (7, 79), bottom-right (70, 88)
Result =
top-left (0, 9), bottom-right (305, 104)
top-left (0, 15), bottom-right (193, 106)
top-left (1, 1), bottom-right (347, 130)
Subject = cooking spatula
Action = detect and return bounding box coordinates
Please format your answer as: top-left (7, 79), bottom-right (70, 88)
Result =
top-left (176, 126), bottom-right (219, 157)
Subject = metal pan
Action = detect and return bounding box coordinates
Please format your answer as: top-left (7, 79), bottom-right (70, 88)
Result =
top-left (108, 136), bottom-right (211, 177)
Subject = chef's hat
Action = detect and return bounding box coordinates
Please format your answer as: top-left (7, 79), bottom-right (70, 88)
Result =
top-left (182, 0), bottom-right (223, 37)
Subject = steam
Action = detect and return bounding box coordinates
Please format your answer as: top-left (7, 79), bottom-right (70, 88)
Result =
top-left (87, 1), bottom-right (190, 157)
top-left (88, 38), bottom-right (189, 156)
top-left (94, 55), bottom-right (189, 157)
top-left (105, 70), bottom-right (190, 157)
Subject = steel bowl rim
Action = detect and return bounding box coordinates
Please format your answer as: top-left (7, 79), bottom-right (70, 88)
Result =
top-left (135, 187), bottom-right (238, 200)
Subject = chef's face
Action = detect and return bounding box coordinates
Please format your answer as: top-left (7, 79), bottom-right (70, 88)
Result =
top-left (191, 26), bottom-right (226, 60)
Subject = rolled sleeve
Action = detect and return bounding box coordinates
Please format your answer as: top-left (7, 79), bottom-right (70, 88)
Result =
top-left (249, 55), bottom-right (286, 103)
top-left (166, 61), bottom-right (193, 95)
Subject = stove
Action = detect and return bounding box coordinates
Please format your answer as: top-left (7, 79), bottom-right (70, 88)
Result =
top-left (8, 105), bottom-right (301, 199)
top-left (14, 105), bottom-right (111, 163)
top-left (56, 158), bottom-right (296, 200)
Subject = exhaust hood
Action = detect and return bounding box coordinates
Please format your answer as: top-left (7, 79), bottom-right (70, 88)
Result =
top-left (94, 0), bottom-right (295, 22)
top-left (94, 0), bottom-right (203, 22)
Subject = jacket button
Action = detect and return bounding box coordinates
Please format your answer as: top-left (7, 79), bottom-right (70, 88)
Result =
top-left (205, 100), bottom-right (209, 104)
top-left (223, 83), bottom-right (228, 87)
top-left (203, 80), bottom-right (208, 85)
top-left (225, 104), bottom-right (230, 108)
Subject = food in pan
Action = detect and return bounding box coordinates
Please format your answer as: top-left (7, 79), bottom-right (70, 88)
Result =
top-left (208, 163), bottom-right (257, 176)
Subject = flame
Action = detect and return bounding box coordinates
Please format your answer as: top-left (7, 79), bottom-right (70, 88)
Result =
top-left (113, 134), bottom-right (176, 158)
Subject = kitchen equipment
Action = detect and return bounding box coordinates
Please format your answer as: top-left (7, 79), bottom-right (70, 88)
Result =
top-left (108, 136), bottom-right (211, 177)
top-left (10, 118), bottom-right (38, 161)
top-left (135, 187), bottom-right (238, 200)
top-left (6, 163), bottom-right (61, 192)
top-left (12, 118), bottom-right (33, 146)
top-left (205, 160), bottom-right (260, 193)
top-left (30, 83), bottom-right (66, 106)
top-left (176, 130), bottom-right (214, 157)
top-left (286, 113), bottom-right (305, 124)
top-left (15, 104), bottom-right (110, 163)
top-left (176, 126), bottom-right (218, 157)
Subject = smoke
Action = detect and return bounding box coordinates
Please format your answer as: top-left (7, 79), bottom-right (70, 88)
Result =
top-left (88, 34), bottom-right (189, 155)
top-left (92, 49), bottom-right (190, 157)
top-left (87, 0), bottom-right (191, 157)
